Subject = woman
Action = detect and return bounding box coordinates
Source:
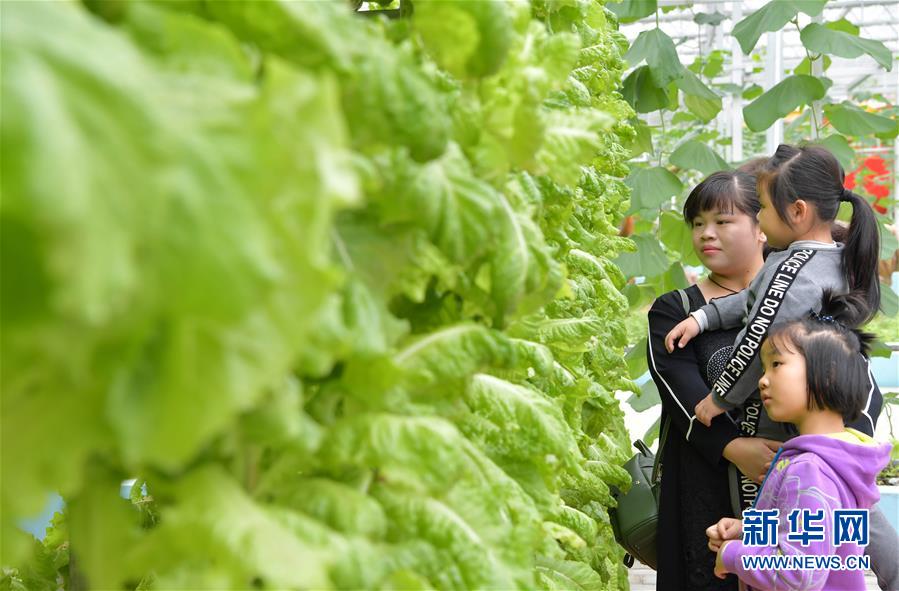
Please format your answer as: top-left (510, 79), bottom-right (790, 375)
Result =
top-left (647, 168), bottom-right (892, 590)
top-left (647, 170), bottom-right (780, 591)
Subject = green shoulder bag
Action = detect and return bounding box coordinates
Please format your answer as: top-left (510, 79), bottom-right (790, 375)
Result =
top-left (610, 417), bottom-right (670, 569)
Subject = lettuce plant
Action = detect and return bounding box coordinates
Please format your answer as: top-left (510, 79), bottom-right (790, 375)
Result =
top-left (1, 1), bottom-right (637, 588)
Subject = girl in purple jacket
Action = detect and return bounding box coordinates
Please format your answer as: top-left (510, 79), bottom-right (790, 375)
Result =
top-left (707, 292), bottom-right (892, 591)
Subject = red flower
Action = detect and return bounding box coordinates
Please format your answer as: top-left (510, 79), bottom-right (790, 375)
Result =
top-left (863, 180), bottom-right (890, 199)
top-left (863, 156), bottom-right (889, 177)
top-left (841, 153), bottom-right (891, 215)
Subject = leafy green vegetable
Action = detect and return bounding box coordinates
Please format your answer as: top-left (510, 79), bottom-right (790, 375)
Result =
top-left (413, 0), bottom-right (513, 78)
top-left (2, 0), bottom-right (636, 588)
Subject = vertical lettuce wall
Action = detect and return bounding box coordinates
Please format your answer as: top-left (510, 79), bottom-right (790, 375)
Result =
top-left (1, 1), bottom-right (639, 589)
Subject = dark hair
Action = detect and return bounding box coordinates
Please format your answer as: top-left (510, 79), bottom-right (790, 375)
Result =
top-left (737, 156), bottom-right (769, 175)
top-left (683, 170), bottom-right (760, 226)
top-left (765, 291), bottom-right (875, 422)
top-left (759, 144), bottom-right (881, 320)
top-left (830, 222), bottom-right (848, 244)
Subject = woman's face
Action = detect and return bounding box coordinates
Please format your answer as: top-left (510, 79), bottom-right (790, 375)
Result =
top-left (691, 206), bottom-right (765, 274)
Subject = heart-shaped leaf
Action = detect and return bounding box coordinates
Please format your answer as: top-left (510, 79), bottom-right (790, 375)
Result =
top-left (643, 415), bottom-right (662, 445)
top-left (825, 18), bottom-right (859, 36)
top-left (627, 379), bottom-right (660, 412)
top-left (694, 11), bottom-right (726, 26)
top-left (794, 55), bottom-right (832, 76)
top-left (743, 75), bottom-right (827, 132)
top-left (671, 111), bottom-right (698, 124)
top-left (881, 224), bottom-right (899, 261)
top-left (626, 336), bottom-right (649, 378)
top-left (800, 23), bottom-right (892, 71)
top-left (742, 83), bottom-right (763, 100)
top-left (703, 51), bottom-right (725, 79)
top-left (816, 134), bottom-right (855, 171)
top-left (625, 166), bottom-right (683, 213)
top-left (880, 282), bottom-right (898, 317)
top-left (621, 66), bottom-right (671, 113)
top-left (613, 233), bottom-right (671, 278)
top-left (676, 69), bottom-right (718, 100)
top-left (660, 210), bottom-right (702, 266)
top-left (733, 0), bottom-right (827, 54)
top-left (608, 0), bottom-right (657, 24)
top-left (659, 261), bottom-right (690, 292)
top-left (625, 28), bottom-right (684, 87)
top-left (630, 119), bottom-right (654, 158)
top-left (824, 103), bottom-right (899, 137)
top-left (669, 139), bottom-right (729, 176)
top-left (684, 93), bottom-right (722, 122)
top-left (676, 69), bottom-right (721, 121)
top-left (716, 83), bottom-right (743, 95)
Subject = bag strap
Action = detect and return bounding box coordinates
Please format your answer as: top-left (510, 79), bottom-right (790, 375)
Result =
top-left (677, 288), bottom-right (691, 318)
top-left (650, 288), bottom-right (690, 485)
top-left (651, 416), bottom-right (670, 484)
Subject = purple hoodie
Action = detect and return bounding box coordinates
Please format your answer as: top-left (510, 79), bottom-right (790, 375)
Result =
top-left (721, 429), bottom-right (891, 591)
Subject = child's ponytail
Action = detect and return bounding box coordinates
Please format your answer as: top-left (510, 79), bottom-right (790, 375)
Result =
top-left (817, 289), bottom-right (876, 354)
top-left (840, 188), bottom-right (882, 320)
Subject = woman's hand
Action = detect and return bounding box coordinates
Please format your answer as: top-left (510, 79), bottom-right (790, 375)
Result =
top-left (714, 518), bottom-right (742, 543)
top-left (664, 316), bottom-right (700, 352)
top-left (694, 393), bottom-right (726, 426)
top-left (707, 518), bottom-right (742, 552)
top-left (706, 523), bottom-right (725, 553)
top-left (723, 437), bottom-right (782, 484)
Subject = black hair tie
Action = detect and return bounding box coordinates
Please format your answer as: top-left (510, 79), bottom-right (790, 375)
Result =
top-left (840, 188), bottom-right (852, 202)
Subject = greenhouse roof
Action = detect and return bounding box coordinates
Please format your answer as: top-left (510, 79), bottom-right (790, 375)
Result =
top-left (619, 0), bottom-right (899, 103)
